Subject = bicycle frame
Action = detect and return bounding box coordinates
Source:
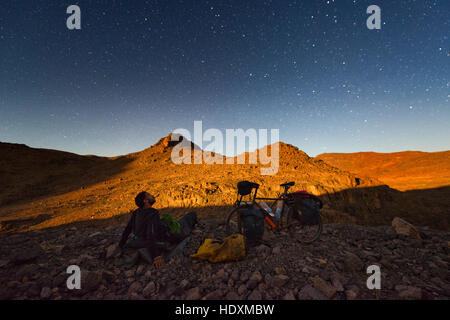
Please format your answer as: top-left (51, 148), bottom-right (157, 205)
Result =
top-left (235, 186), bottom-right (293, 230)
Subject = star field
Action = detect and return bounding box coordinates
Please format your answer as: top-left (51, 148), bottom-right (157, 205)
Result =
top-left (0, 0), bottom-right (448, 156)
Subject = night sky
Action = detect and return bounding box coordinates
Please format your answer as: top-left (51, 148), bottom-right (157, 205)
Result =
top-left (0, 0), bottom-right (449, 157)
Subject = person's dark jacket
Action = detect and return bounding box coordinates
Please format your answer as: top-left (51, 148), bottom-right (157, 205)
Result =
top-left (119, 207), bottom-right (169, 258)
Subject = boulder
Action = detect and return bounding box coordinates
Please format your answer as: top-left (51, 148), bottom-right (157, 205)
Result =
top-left (143, 281), bottom-right (156, 297)
top-left (392, 218), bottom-right (421, 239)
top-left (313, 276), bottom-right (337, 298)
top-left (344, 252), bottom-right (364, 272)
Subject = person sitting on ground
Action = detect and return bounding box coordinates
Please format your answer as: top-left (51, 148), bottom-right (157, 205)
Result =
top-left (118, 191), bottom-right (198, 267)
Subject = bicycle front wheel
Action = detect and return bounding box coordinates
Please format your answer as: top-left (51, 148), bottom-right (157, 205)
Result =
top-left (225, 207), bottom-right (245, 235)
top-left (285, 207), bottom-right (322, 243)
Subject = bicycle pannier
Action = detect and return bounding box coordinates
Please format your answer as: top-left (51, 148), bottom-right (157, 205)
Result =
top-left (288, 191), bottom-right (322, 225)
top-left (241, 209), bottom-right (264, 247)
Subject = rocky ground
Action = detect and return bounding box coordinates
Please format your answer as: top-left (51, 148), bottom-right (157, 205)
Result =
top-left (0, 220), bottom-right (449, 300)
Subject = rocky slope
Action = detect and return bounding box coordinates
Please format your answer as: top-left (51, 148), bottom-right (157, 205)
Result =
top-left (0, 219), bottom-right (449, 300)
top-left (0, 141), bottom-right (128, 207)
top-left (316, 151), bottom-right (450, 191)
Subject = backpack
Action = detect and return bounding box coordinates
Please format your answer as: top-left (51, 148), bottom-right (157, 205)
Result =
top-left (190, 234), bottom-right (246, 263)
top-left (287, 191), bottom-right (323, 225)
top-left (240, 209), bottom-right (265, 247)
top-left (160, 214), bottom-right (181, 235)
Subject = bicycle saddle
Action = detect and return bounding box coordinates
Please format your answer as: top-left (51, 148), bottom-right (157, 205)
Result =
top-left (280, 181), bottom-right (295, 187)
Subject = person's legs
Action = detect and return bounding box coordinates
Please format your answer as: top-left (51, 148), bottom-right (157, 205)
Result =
top-left (121, 248), bottom-right (139, 266)
top-left (122, 238), bottom-right (152, 265)
top-left (177, 211), bottom-right (198, 239)
top-left (165, 236), bottom-right (191, 261)
top-left (124, 238), bottom-right (148, 248)
top-left (137, 248), bottom-right (153, 264)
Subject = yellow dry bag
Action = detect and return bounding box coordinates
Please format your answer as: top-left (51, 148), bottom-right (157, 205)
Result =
top-left (190, 234), bottom-right (246, 263)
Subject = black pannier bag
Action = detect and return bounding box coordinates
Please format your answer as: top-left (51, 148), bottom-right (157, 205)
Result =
top-left (240, 209), bottom-right (264, 247)
top-left (287, 191), bottom-right (323, 225)
top-left (237, 180), bottom-right (259, 196)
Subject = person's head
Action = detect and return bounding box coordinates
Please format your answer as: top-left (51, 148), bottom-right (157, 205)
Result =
top-left (135, 191), bottom-right (156, 209)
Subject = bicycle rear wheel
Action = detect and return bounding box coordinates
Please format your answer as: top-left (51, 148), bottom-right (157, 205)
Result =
top-left (284, 207), bottom-right (322, 243)
top-left (225, 207), bottom-right (245, 235)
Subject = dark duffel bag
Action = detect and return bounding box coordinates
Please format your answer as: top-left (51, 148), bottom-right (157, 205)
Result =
top-left (240, 209), bottom-right (264, 247)
top-left (287, 191), bottom-right (322, 225)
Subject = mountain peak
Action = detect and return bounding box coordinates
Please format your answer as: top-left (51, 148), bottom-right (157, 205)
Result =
top-left (153, 133), bottom-right (185, 149)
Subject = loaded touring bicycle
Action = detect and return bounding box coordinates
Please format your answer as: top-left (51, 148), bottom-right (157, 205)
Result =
top-left (226, 181), bottom-right (324, 244)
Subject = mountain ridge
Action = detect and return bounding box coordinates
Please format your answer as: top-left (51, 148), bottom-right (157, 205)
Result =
top-left (316, 150), bottom-right (450, 191)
